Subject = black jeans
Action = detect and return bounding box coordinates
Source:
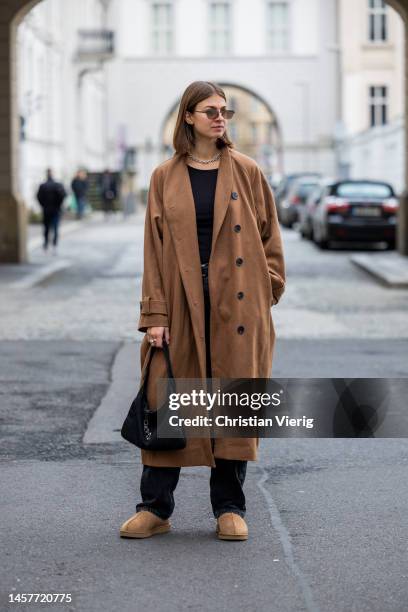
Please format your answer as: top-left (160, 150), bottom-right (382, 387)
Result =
top-left (136, 458), bottom-right (247, 520)
top-left (136, 264), bottom-right (248, 520)
top-left (43, 211), bottom-right (60, 248)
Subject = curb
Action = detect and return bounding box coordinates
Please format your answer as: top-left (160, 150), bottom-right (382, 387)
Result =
top-left (350, 253), bottom-right (408, 288)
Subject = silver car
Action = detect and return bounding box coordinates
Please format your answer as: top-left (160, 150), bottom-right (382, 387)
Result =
top-left (279, 177), bottom-right (322, 228)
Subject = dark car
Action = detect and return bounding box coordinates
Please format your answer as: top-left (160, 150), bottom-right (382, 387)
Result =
top-left (311, 180), bottom-right (398, 249)
top-left (279, 176), bottom-right (323, 228)
top-left (275, 172), bottom-right (321, 222)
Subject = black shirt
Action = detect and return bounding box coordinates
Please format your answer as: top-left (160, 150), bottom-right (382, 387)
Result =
top-left (187, 166), bottom-right (218, 264)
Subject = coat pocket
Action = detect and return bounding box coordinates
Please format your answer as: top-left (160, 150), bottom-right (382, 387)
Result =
top-left (260, 257), bottom-right (274, 307)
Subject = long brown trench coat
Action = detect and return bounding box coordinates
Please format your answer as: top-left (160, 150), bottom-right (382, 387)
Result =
top-left (137, 145), bottom-right (286, 467)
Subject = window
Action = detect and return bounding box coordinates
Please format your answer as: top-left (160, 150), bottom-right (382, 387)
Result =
top-left (266, 1), bottom-right (289, 53)
top-left (209, 2), bottom-right (231, 54)
top-left (251, 122), bottom-right (258, 143)
top-left (229, 96), bottom-right (237, 111)
top-left (368, 0), bottom-right (387, 42)
top-left (335, 182), bottom-right (393, 198)
top-left (229, 123), bottom-right (238, 141)
top-left (251, 97), bottom-right (260, 113)
top-left (151, 2), bottom-right (173, 55)
top-left (369, 85), bottom-right (388, 126)
top-left (267, 122), bottom-right (277, 144)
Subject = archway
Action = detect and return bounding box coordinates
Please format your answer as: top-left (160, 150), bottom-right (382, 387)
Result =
top-left (161, 83), bottom-right (284, 184)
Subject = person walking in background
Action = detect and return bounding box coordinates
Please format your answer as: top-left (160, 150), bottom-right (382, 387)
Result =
top-left (36, 168), bottom-right (66, 254)
top-left (71, 169), bottom-right (89, 219)
top-left (99, 169), bottom-right (117, 219)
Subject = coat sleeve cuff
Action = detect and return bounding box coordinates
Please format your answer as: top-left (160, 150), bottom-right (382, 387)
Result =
top-left (138, 297), bottom-right (169, 332)
top-left (139, 297), bottom-right (168, 315)
top-left (138, 313), bottom-right (169, 333)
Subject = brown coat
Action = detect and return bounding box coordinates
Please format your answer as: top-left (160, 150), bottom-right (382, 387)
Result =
top-left (138, 146), bottom-right (286, 467)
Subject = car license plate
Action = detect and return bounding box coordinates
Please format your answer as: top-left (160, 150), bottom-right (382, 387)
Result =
top-left (352, 206), bottom-right (381, 217)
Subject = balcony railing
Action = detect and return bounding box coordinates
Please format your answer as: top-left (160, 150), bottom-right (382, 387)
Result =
top-left (76, 29), bottom-right (115, 61)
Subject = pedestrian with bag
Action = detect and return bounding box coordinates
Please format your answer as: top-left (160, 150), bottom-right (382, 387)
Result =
top-left (120, 81), bottom-right (286, 541)
top-left (71, 169), bottom-right (89, 219)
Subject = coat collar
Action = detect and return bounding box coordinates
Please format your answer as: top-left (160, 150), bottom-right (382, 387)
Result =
top-left (163, 145), bottom-right (234, 274)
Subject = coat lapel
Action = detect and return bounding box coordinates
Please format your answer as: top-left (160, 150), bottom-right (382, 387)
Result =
top-left (164, 146), bottom-right (233, 267)
top-left (163, 153), bottom-right (202, 324)
top-left (211, 146), bottom-right (234, 255)
top-left (163, 147), bottom-right (233, 367)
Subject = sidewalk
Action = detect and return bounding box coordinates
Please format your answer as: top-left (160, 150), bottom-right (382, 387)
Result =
top-left (0, 211), bottom-right (143, 290)
top-left (27, 213), bottom-right (103, 250)
top-left (350, 251), bottom-right (408, 288)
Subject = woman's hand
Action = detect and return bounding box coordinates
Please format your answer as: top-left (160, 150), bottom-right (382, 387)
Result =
top-left (146, 326), bottom-right (170, 349)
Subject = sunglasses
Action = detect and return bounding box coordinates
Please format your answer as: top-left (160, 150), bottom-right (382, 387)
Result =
top-left (193, 107), bottom-right (235, 120)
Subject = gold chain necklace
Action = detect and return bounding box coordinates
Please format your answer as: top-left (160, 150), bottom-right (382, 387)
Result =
top-left (187, 151), bottom-right (222, 164)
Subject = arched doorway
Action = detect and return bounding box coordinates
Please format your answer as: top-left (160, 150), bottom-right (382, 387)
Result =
top-left (161, 84), bottom-right (284, 185)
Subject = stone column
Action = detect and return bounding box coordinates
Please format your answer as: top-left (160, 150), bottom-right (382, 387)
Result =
top-left (0, 4), bottom-right (23, 262)
top-left (397, 17), bottom-right (408, 254)
top-left (0, 0), bottom-right (39, 262)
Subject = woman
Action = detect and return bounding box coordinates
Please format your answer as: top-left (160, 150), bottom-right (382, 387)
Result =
top-left (120, 81), bottom-right (286, 541)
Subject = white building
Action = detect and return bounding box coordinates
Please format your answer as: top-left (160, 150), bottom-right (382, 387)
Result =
top-left (337, 0), bottom-right (405, 193)
top-left (18, 0), bottom-right (403, 205)
top-left (17, 0), bottom-right (112, 210)
top-left (105, 0), bottom-right (341, 188)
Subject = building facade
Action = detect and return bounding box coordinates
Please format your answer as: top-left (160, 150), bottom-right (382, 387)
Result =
top-left (338, 0), bottom-right (405, 192)
top-left (105, 0), bottom-right (340, 187)
top-left (17, 0), bottom-right (112, 210)
top-left (17, 0), bottom-right (404, 202)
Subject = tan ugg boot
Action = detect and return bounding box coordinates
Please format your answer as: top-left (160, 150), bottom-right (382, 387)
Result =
top-left (120, 511), bottom-right (171, 539)
top-left (216, 512), bottom-right (248, 541)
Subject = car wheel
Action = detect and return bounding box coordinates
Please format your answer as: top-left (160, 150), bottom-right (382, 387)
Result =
top-left (312, 223), bottom-right (320, 245)
top-left (317, 238), bottom-right (329, 250)
top-left (304, 221), bottom-right (313, 240)
top-left (314, 226), bottom-right (329, 249)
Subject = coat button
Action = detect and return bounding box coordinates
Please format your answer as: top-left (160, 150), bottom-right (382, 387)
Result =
top-left (233, 224), bottom-right (241, 232)
top-left (237, 291), bottom-right (244, 300)
top-left (236, 257), bottom-right (243, 266)
top-left (231, 192), bottom-right (239, 200)
top-left (237, 325), bottom-right (245, 334)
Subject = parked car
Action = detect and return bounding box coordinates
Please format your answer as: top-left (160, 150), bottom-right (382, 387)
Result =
top-left (311, 179), bottom-right (398, 249)
top-left (279, 176), bottom-right (323, 227)
top-left (298, 179), bottom-right (333, 240)
top-left (275, 172), bottom-right (322, 222)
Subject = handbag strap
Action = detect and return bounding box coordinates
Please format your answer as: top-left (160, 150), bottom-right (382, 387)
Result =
top-left (141, 340), bottom-right (174, 391)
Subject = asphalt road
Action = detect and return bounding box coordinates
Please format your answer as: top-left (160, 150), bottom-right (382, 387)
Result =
top-left (0, 214), bottom-right (407, 612)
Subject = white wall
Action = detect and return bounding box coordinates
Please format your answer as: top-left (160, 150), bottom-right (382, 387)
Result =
top-left (338, 0), bottom-right (405, 189)
top-left (118, 0), bottom-right (320, 58)
top-left (107, 0), bottom-right (338, 187)
top-left (340, 0), bottom-right (404, 136)
top-left (338, 117), bottom-right (405, 194)
top-left (17, 0), bottom-right (108, 211)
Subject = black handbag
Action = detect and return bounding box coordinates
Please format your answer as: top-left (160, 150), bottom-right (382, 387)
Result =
top-left (121, 340), bottom-right (186, 451)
